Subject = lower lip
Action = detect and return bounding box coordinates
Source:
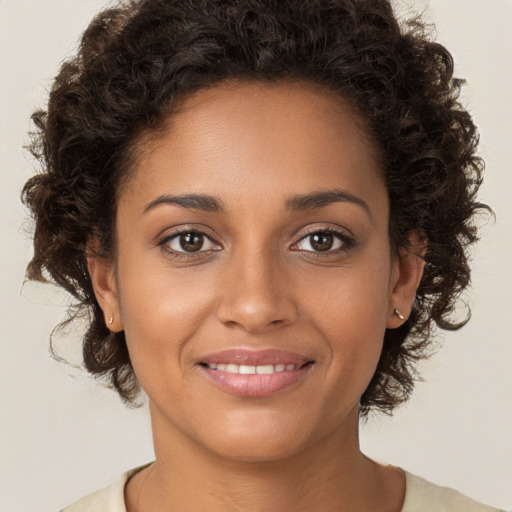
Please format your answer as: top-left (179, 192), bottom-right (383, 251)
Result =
top-left (199, 364), bottom-right (312, 397)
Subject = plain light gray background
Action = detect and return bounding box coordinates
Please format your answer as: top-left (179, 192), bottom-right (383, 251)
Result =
top-left (1, 1), bottom-right (511, 510)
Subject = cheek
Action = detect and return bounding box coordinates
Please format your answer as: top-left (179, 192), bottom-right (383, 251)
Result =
top-left (305, 248), bottom-right (391, 333)
top-left (115, 251), bottom-right (217, 385)
top-left (302, 249), bottom-right (392, 387)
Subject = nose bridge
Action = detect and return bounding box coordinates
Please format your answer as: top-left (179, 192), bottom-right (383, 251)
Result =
top-left (217, 238), bottom-right (297, 333)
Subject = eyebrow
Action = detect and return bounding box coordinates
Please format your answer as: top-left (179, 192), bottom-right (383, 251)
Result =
top-left (285, 189), bottom-right (371, 217)
top-left (142, 188), bottom-right (370, 217)
top-left (142, 194), bottom-right (226, 214)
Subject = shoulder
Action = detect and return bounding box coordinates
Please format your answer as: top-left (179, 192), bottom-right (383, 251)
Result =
top-left (59, 465), bottom-right (149, 512)
top-left (401, 470), bottom-right (505, 512)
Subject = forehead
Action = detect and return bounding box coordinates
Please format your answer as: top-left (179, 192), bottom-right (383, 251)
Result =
top-left (122, 80), bottom-right (387, 216)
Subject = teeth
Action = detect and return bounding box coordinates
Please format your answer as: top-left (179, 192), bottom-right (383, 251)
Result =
top-left (256, 365), bottom-right (274, 374)
top-left (206, 363), bottom-right (300, 374)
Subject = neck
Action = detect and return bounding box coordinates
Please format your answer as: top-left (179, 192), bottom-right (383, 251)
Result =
top-left (125, 403), bottom-right (405, 512)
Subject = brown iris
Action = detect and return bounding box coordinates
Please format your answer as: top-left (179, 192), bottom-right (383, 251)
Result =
top-left (179, 232), bottom-right (204, 252)
top-left (310, 233), bottom-right (334, 252)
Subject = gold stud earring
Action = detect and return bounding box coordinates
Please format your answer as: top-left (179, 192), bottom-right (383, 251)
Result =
top-left (393, 308), bottom-right (405, 320)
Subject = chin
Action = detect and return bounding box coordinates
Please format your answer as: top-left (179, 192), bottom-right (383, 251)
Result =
top-left (191, 409), bottom-right (323, 464)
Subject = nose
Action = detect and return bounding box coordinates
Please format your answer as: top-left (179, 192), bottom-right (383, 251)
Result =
top-left (216, 245), bottom-right (298, 334)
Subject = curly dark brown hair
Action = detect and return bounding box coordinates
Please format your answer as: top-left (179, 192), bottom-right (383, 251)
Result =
top-left (22, 0), bottom-right (487, 414)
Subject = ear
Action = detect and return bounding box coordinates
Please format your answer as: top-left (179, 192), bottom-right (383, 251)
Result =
top-left (87, 255), bottom-right (124, 332)
top-left (386, 231), bottom-right (427, 328)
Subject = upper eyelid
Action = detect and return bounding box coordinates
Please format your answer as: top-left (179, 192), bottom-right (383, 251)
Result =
top-left (157, 225), bottom-right (220, 242)
top-left (296, 225), bottom-right (352, 239)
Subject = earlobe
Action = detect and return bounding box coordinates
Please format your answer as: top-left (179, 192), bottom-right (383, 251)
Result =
top-left (87, 256), bottom-right (123, 332)
top-left (387, 232), bottom-right (427, 329)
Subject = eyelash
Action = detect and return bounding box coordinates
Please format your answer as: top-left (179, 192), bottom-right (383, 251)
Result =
top-left (291, 227), bottom-right (355, 255)
top-left (157, 229), bottom-right (221, 261)
top-left (157, 227), bottom-right (355, 261)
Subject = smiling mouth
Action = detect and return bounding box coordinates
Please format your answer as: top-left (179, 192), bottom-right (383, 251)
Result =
top-left (199, 362), bottom-right (312, 374)
top-left (197, 355), bottom-right (314, 397)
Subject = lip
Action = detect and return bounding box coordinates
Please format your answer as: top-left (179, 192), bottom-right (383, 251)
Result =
top-left (199, 348), bottom-right (311, 367)
top-left (197, 349), bottom-right (314, 398)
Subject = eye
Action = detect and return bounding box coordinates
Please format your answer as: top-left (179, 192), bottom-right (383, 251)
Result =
top-left (292, 229), bottom-right (352, 253)
top-left (159, 230), bottom-right (221, 254)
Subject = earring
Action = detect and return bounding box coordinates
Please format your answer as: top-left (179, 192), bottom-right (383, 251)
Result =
top-left (393, 308), bottom-right (405, 320)
top-left (109, 316), bottom-right (114, 325)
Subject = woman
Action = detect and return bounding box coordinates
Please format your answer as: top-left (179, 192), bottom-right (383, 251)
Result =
top-left (21, 0), bottom-right (505, 510)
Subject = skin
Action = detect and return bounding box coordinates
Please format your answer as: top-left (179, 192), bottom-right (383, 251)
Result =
top-left (89, 80), bottom-right (425, 511)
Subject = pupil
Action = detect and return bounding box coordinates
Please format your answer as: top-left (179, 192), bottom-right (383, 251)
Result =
top-left (311, 233), bottom-right (333, 251)
top-left (180, 233), bottom-right (203, 252)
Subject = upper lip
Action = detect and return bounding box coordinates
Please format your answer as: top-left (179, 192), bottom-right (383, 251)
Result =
top-left (198, 348), bottom-right (312, 367)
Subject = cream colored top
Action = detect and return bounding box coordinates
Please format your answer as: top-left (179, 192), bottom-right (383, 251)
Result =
top-left (60, 465), bottom-right (504, 511)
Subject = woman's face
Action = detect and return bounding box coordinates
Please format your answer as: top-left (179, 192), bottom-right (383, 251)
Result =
top-left (92, 81), bottom-right (418, 461)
